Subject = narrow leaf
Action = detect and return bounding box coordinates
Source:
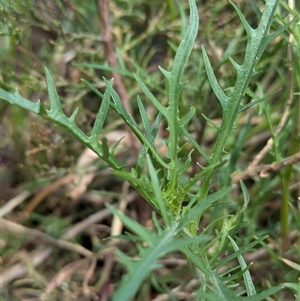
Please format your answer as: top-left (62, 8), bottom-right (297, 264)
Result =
top-left (112, 227), bottom-right (177, 301)
top-left (69, 107), bottom-right (79, 122)
top-left (107, 203), bottom-right (154, 243)
top-left (137, 96), bottom-right (152, 136)
top-left (147, 155), bottom-right (170, 226)
top-left (182, 127), bottom-right (211, 162)
top-left (45, 67), bottom-right (64, 117)
top-left (229, 56), bottom-right (243, 73)
top-left (179, 106), bottom-right (196, 127)
top-left (229, 236), bottom-right (256, 296)
top-left (91, 79), bottom-right (112, 139)
top-left (180, 187), bottom-right (232, 231)
top-left (230, 1), bottom-right (255, 38)
top-left (0, 88), bottom-right (41, 113)
top-left (134, 74), bottom-right (167, 115)
top-left (202, 46), bottom-right (229, 110)
top-left (201, 113), bottom-right (220, 131)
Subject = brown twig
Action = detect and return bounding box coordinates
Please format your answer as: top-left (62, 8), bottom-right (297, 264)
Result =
top-left (1, 218), bottom-right (94, 258)
top-left (244, 230), bottom-right (298, 263)
top-left (1, 247), bottom-right (53, 288)
top-left (232, 151), bottom-right (300, 183)
top-left (45, 259), bottom-right (89, 294)
top-left (110, 181), bottom-right (130, 240)
top-left (0, 191), bottom-right (30, 217)
top-left (82, 257), bottom-right (97, 295)
top-left (23, 174), bottom-right (75, 214)
top-left (0, 194), bottom-right (137, 288)
top-left (151, 279), bottom-right (199, 301)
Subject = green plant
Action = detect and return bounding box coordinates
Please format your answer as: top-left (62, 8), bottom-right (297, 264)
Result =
top-left (1, 0), bottom-right (297, 300)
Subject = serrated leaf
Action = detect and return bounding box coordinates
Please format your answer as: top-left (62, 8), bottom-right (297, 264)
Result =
top-left (192, 0), bottom-right (283, 235)
top-left (112, 226), bottom-right (177, 301)
top-left (164, 0), bottom-right (199, 166)
top-left (169, 0), bottom-right (198, 89)
top-left (106, 81), bottom-right (168, 169)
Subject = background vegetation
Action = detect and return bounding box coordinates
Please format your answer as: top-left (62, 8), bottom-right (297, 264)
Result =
top-left (0, 0), bottom-right (299, 300)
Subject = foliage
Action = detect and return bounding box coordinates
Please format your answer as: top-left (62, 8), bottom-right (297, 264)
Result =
top-left (1, 0), bottom-right (299, 300)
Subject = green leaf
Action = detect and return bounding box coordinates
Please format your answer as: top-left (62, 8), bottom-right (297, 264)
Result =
top-left (210, 271), bottom-right (240, 300)
top-left (240, 181), bottom-right (250, 209)
top-left (179, 106), bottom-right (196, 127)
top-left (106, 81), bottom-right (168, 169)
top-left (137, 96), bottom-right (152, 137)
top-left (147, 155), bottom-right (170, 226)
top-left (0, 88), bottom-right (41, 113)
top-left (134, 74), bottom-right (167, 115)
top-left (201, 113), bottom-right (221, 131)
top-left (180, 187), bottom-right (232, 231)
top-left (182, 127), bottom-right (211, 162)
top-left (112, 226), bottom-right (177, 301)
top-left (163, 234), bottom-right (211, 254)
top-left (91, 80), bottom-right (112, 140)
top-left (229, 236), bottom-right (256, 296)
top-left (190, 0), bottom-right (284, 235)
top-left (164, 0), bottom-right (199, 166)
top-left (215, 236), bottom-right (267, 270)
top-left (202, 46), bottom-right (230, 111)
top-left (107, 203), bottom-right (154, 244)
top-left (243, 286), bottom-right (282, 301)
top-left (45, 67), bottom-right (65, 117)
